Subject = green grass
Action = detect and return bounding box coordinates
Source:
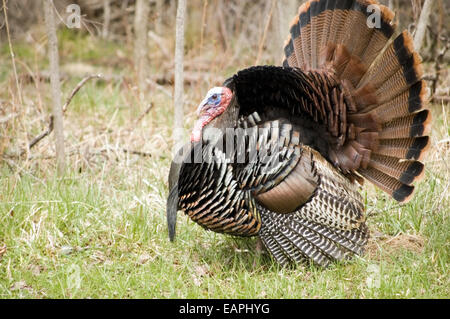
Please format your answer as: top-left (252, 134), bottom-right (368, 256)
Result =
top-left (1, 161), bottom-right (448, 298)
top-left (0, 28), bottom-right (449, 299)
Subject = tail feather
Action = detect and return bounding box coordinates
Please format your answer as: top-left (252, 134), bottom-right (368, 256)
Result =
top-left (326, 1), bottom-right (351, 47)
top-left (359, 167), bottom-right (415, 202)
top-left (299, 218), bottom-right (368, 256)
top-left (341, 2), bottom-right (374, 58)
top-left (278, 223), bottom-right (333, 266)
top-left (298, 2), bottom-right (313, 70)
top-left (359, 5), bottom-right (395, 67)
top-left (378, 110), bottom-right (431, 139)
top-left (358, 32), bottom-right (420, 89)
top-left (259, 210), bottom-right (369, 267)
top-left (284, 35), bottom-right (298, 68)
top-left (368, 154), bottom-right (425, 185)
top-left (289, 220), bottom-right (347, 261)
top-left (271, 231), bottom-right (311, 264)
top-left (260, 209), bottom-right (334, 267)
top-left (259, 234), bottom-right (291, 265)
top-left (284, 0), bottom-right (396, 71)
top-left (376, 136), bottom-right (430, 161)
top-left (366, 82), bottom-right (427, 123)
top-left (371, 61), bottom-right (423, 106)
top-left (282, 0), bottom-right (429, 202)
top-left (309, 2), bottom-right (319, 69)
top-left (316, 0), bottom-right (336, 60)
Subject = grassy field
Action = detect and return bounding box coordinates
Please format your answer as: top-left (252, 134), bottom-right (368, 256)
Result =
top-left (0, 27), bottom-right (449, 299)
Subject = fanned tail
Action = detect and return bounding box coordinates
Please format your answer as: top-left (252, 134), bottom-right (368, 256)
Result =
top-left (282, 0), bottom-right (430, 202)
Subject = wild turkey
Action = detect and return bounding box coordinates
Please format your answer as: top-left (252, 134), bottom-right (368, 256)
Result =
top-left (166, 0), bottom-right (430, 267)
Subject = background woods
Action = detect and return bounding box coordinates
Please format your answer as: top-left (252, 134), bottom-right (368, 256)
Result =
top-left (0, 0), bottom-right (448, 298)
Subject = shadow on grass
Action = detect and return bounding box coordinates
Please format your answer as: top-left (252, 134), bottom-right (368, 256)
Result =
top-left (186, 235), bottom-right (340, 274)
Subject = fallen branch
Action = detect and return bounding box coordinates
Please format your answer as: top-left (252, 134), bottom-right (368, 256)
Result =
top-left (146, 78), bottom-right (173, 98)
top-left (148, 30), bottom-right (170, 59)
top-left (431, 95), bottom-right (450, 103)
top-left (28, 116), bottom-right (54, 149)
top-left (122, 148), bottom-right (152, 157)
top-left (28, 74), bottom-right (102, 151)
top-left (149, 70), bottom-right (213, 86)
top-left (134, 102), bottom-right (154, 125)
top-left (63, 74), bottom-right (103, 112)
top-left (89, 146), bottom-right (153, 158)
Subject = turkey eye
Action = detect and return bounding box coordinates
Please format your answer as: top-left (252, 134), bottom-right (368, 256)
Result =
top-left (211, 94), bottom-right (218, 100)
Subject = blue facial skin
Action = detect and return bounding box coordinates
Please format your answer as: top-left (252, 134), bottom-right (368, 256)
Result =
top-left (197, 88), bottom-right (226, 115)
top-left (208, 93), bottom-right (221, 106)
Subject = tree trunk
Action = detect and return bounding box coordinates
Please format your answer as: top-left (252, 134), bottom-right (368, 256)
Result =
top-left (102, 0), bottom-right (111, 39)
top-left (388, 0), bottom-right (394, 10)
top-left (173, 0), bottom-right (186, 144)
top-left (275, 0), bottom-right (299, 59)
top-left (43, 0), bottom-right (65, 175)
top-left (413, 0), bottom-right (434, 52)
top-left (134, 0), bottom-right (150, 101)
top-left (155, 0), bottom-right (163, 34)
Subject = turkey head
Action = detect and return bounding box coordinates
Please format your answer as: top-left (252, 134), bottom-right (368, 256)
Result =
top-left (190, 86), bottom-right (238, 144)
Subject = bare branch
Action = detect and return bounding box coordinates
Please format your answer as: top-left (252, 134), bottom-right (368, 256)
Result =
top-left (134, 102), bottom-right (154, 125)
top-left (148, 30), bottom-right (170, 59)
top-left (255, 0), bottom-right (276, 65)
top-left (28, 74), bottom-right (102, 151)
top-left (431, 95), bottom-right (450, 103)
top-left (2, 0), bottom-right (23, 106)
top-left (62, 74), bottom-right (103, 113)
top-left (121, 148), bottom-right (152, 157)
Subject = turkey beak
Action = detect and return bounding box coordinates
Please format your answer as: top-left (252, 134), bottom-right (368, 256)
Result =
top-left (196, 98), bottom-right (209, 116)
top-left (166, 184), bottom-right (179, 242)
